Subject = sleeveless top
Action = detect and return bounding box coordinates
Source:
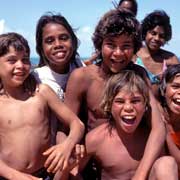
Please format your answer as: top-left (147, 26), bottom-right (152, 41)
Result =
top-left (135, 57), bottom-right (167, 84)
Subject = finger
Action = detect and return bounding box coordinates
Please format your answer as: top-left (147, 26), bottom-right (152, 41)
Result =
top-left (44, 151), bottom-right (56, 168)
top-left (80, 145), bottom-right (86, 158)
top-left (43, 146), bottom-right (55, 156)
top-left (46, 155), bottom-right (60, 173)
top-left (53, 157), bottom-right (65, 173)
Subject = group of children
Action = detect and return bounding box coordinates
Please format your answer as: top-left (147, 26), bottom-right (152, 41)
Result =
top-left (0, 0), bottom-right (180, 180)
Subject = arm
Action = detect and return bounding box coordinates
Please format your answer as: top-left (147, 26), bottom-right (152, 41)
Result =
top-left (166, 124), bottom-right (180, 166)
top-left (40, 84), bottom-right (85, 173)
top-left (132, 90), bottom-right (166, 180)
top-left (0, 160), bottom-right (41, 180)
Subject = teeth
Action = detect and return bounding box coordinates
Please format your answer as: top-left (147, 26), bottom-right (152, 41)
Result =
top-left (123, 116), bottom-right (134, 120)
top-left (176, 99), bottom-right (180, 103)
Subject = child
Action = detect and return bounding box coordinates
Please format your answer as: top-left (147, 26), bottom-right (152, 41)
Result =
top-left (160, 64), bottom-right (180, 176)
top-left (80, 70), bottom-right (178, 180)
top-left (65, 9), bottom-right (165, 179)
top-left (0, 32), bottom-right (84, 180)
top-left (33, 12), bottom-right (85, 101)
top-left (134, 10), bottom-right (179, 98)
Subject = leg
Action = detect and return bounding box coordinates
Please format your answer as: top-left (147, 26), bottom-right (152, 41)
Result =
top-left (149, 156), bottom-right (178, 180)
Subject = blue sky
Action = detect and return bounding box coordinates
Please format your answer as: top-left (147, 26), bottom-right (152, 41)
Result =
top-left (0, 0), bottom-right (179, 58)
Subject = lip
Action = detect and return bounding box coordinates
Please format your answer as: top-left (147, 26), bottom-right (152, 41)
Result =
top-left (111, 59), bottom-right (125, 64)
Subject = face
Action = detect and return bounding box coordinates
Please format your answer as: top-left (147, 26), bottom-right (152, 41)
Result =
top-left (0, 46), bottom-right (30, 88)
top-left (101, 34), bottom-right (134, 73)
top-left (111, 88), bottom-right (146, 133)
top-left (145, 25), bottom-right (166, 52)
top-left (165, 75), bottom-right (180, 116)
top-left (42, 23), bottom-right (74, 73)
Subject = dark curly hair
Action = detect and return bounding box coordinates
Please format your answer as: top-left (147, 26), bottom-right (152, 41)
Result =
top-left (141, 10), bottom-right (172, 42)
top-left (36, 12), bottom-right (79, 67)
top-left (92, 9), bottom-right (141, 56)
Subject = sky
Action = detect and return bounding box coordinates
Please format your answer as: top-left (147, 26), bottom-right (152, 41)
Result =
top-left (0, 0), bottom-right (179, 58)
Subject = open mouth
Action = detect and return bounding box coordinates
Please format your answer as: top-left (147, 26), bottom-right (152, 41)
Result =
top-left (173, 98), bottom-right (180, 106)
top-left (53, 51), bottom-right (66, 58)
top-left (122, 116), bottom-right (136, 125)
top-left (111, 59), bottom-right (125, 64)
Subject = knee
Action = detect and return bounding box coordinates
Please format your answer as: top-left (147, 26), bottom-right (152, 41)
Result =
top-left (153, 156), bottom-right (178, 177)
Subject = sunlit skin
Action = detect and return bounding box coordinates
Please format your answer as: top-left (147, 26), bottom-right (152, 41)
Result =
top-left (111, 88), bottom-right (146, 134)
top-left (165, 75), bottom-right (180, 119)
top-left (42, 23), bottom-right (74, 74)
top-left (101, 34), bottom-right (134, 74)
top-left (145, 25), bottom-right (166, 53)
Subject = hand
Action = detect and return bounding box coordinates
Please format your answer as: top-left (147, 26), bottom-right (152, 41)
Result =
top-left (72, 144), bottom-right (85, 163)
top-left (43, 140), bottom-right (73, 173)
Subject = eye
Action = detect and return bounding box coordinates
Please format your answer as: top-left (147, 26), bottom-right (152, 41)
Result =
top-left (44, 37), bottom-right (54, 44)
top-left (59, 34), bottom-right (70, 41)
top-left (22, 57), bottom-right (30, 64)
top-left (122, 44), bottom-right (133, 50)
top-left (131, 98), bottom-right (143, 104)
top-left (114, 98), bottom-right (124, 104)
top-left (7, 58), bottom-right (16, 64)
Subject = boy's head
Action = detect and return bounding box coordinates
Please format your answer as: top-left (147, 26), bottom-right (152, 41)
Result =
top-left (141, 10), bottom-right (172, 42)
top-left (160, 64), bottom-right (180, 115)
top-left (101, 70), bottom-right (149, 132)
top-left (0, 32), bottom-right (30, 57)
top-left (92, 9), bottom-right (141, 56)
top-left (118, 0), bottom-right (138, 16)
top-left (36, 12), bottom-right (79, 66)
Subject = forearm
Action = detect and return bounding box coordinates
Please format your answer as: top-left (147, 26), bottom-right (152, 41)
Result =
top-left (66, 120), bottom-right (85, 150)
top-left (133, 92), bottom-right (166, 180)
top-left (0, 160), bottom-right (18, 179)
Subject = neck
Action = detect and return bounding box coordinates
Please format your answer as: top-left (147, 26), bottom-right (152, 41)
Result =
top-left (1, 85), bottom-right (27, 100)
top-left (49, 63), bottom-right (70, 74)
top-left (168, 110), bottom-right (180, 131)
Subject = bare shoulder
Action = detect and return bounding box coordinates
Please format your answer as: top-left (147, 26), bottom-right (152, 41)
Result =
top-left (85, 123), bottom-right (109, 154)
top-left (161, 49), bottom-right (179, 65)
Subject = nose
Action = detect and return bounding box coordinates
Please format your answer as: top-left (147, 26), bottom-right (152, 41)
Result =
top-left (123, 102), bottom-right (133, 112)
top-left (54, 39), bottom-right (63, 49)
top-left (113, 47), bottom-right (125, 57)
top-left (16, 60), bottom-right (24, 68)
top-left (154, 34), bottom-right (160, 41)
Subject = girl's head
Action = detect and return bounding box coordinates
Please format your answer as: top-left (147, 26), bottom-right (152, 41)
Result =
top-left (36, 12), bottom-right (79, 69)
top-left (141, 10), bottom-right (172, 43)
top-left (118, 0), bottom-right (138, 16)
top-left (0, 32), bottom-right (37, 92)
top-left (101, 70), bottom-right (150, 133)
top-left (0, 32), bottom-right (30, 57)
top-left (160, 64), bottom-right (180, 116)
top-left (92, 9), bottom-right (141, 57)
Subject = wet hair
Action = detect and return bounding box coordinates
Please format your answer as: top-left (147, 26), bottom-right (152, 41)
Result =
top-left (36, 12), bottom-right (79, 67)
top-left (141, 10), bottom-right (172, 42)
top-left (92, 8), bottom-right (141, 58)
top-left (118, 0), bottom-right (138, 16)
top-left (101, 70), bottom-right (150, 126)
top-left (0, 32), bottom-right (30, 57)
top-left (0, 32), bottom-right (37, 93)
top-left (160, 64), bottom-right (180, 106)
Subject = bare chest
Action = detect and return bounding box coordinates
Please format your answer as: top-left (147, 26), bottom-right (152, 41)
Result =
top-left (0, 97), bottom-right (48, 130)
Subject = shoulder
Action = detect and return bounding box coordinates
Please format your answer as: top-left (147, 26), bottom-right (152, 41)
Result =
top-left (85, 123), bottom-right (109, 154)
top-left (161, 49), bottom-right (179, 65)
top-left (69, 64), bottom-right (99, 82)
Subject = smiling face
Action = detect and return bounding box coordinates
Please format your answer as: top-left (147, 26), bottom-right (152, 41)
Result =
top-left (101, 34), bottom-right (134, 74)
top-left (145, 25), bottom-right (166, 52)
top-left (42, 23), bottom-right (74, 73)
top-left (111, 87), bottom-right (146, 133)
top-left (165, 75), bottom-right (180, 117)
top-left (0, 46), bottom-right (30, 88)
